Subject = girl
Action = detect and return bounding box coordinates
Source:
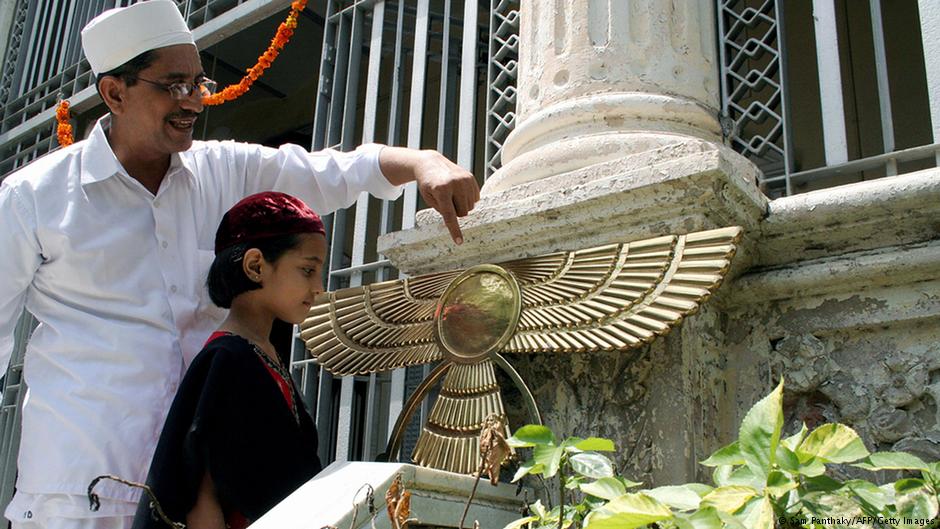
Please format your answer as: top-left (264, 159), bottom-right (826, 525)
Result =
top-left (134, 192), bottom-right (326, 529)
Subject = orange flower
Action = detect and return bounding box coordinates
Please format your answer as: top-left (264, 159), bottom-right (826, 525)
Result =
top-left (202, 0), bottom-right (307, 106)
top-left (55, 100), bottom-right (74, 147)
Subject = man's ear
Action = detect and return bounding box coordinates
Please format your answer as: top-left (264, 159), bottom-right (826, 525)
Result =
top-left (98, 76), bottom-right (127, 115)
top-left (242, 248), bottom-right (265, 283)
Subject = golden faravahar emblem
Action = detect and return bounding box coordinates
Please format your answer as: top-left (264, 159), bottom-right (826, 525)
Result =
top-left (300, 227), bottom-right (742, 475)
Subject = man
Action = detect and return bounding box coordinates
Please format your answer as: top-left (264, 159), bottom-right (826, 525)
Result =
top-left (0, 1), bottom-right (479, 528)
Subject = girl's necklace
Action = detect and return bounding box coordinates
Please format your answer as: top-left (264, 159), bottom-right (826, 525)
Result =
top-left (249, 343), bottom-right (301, 426)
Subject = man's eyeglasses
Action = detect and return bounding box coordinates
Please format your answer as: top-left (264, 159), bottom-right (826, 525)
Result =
top-left (131, 77), bottom-right (218, 100)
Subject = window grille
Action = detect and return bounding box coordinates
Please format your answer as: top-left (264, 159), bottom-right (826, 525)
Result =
top-left (292, 0), bottom-right (510, 467)
top-left (718, 0), bottom-right (938, 197)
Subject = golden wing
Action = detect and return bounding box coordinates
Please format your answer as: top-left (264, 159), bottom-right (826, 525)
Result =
top-left (299, 269), bottom-right (462, 375)
top-left (501, 226), bottom-right (742, 352)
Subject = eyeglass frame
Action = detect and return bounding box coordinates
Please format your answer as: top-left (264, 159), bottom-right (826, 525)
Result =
top-left (129, 76), bottom-right (218, 100)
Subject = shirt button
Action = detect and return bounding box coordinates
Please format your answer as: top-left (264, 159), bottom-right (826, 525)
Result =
top-left (162, 240), bottom-right (168, 248)
top-left (170, 285), bottom-right (178, 293)
top-left (154, 199), bottom-right (160, 207)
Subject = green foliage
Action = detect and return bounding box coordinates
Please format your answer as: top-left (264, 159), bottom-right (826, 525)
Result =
top-left (503, 379), bottom-right (940, 529)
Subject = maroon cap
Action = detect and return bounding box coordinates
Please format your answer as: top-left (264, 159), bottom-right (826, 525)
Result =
top-left (215, 192), bottom-right (325, 254)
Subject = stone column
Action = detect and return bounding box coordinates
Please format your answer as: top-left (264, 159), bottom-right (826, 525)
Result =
top-left (485, 0), bottom-right (723, 194)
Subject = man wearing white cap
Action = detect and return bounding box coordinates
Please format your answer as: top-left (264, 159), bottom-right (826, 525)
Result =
top-left (0, 1), bottom-right (479, 528)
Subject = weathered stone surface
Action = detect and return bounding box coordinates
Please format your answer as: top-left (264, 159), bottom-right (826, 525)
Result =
top-left (380, 141), bottom-right (766, 275)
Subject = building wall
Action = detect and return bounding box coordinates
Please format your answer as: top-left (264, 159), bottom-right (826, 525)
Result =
top-left (498, 165), bottom-right (940, 487)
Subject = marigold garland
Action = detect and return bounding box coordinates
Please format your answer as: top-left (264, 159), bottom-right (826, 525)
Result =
top-left (202, 0), bottom-right (307, 106)
top-left (52, 0), bottom-right (306, 146)
top-left (56, 100), bottom-right (74, 147)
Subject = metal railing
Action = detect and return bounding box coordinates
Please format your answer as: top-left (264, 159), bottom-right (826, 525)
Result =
top-left (294, 0), bottom-right (497, 467)
top-left (0, 0), bottom-right (289, 175)
top-left (718, 0), bottom-right (939, 197)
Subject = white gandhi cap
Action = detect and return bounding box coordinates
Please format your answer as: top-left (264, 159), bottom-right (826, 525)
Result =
top-left (81, 0), bottom-right (196, 76)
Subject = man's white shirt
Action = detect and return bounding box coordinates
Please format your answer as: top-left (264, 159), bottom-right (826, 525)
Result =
top-left (0, 116), bottom-right (402, 520)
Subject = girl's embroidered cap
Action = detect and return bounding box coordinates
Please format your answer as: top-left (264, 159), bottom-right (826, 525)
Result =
top-left (215, 192), bottom-right (325, 254)
top-left (81, 0), bottom-right (196, 75)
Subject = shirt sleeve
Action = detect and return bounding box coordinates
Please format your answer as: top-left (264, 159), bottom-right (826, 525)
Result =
top-left (231, 142), bottom-right (402, 214)
top-left (0, 183), bottom-right (42, 370)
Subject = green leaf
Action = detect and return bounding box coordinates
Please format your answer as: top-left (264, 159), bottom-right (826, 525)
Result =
top-left (852, 451), bottom-right (928, 471)
top-left (740, 495), bottom-right (774, 529)
top-left (700, 486), bottom-right (759, 513)
top-left (569, 452), bottom-right (614, 479)
top-left (775, 445), bottom-right (801, 473)
top-left (765, 470), bottom-right (797, 497)
top-left (738, 379), bottom-right (784, 479)
top-left (503, 516), bottom-right (539, 529)
top-left (700, 441), bottom-right (745, 467)
top-left (509, 425), bottom-right (556, 447)
top-left (712, 465), bottom-right (733, 487)
top-left (580, 477), bottom-right (627, 500)
top-left (895, 478), bottom-right (927, 493)
top-left (644, 485), bottom-right (703, 511)
top-left (583, 493), bottom-right (673, 529)
top-left (781, 423), bottom-right (808, 451)
top-left (798, 456), bottom-right (827, 477)
top-left (797, 423), bottom-right (870, 464)
top-left (512, 462), bottom-right (544, 482)
top-left (683, 483), bottom-right (715, 497)
top-left (724, 464), bottom-right (763, 489)
top-left (841, 479), bottom-right (891, 511)
top-left (564, 475), bottom-right (586, 490)
top-left (673, 507), bottom-right (723, 529)
top-left (895, 484), bottom-right (939, 522)
top-left (530, 499), bottom-right (548, 519)
top-left (802, 475), bottom-right (843, 492)
top-left (617, 476), bottom-right (643, 489)
top-left (573, 437), bottom-right (616, 452)
top-left (928, 461), bottom-right (940, 477)
top-left (800, 491), bottom-right (864, 520)
top-left (534, 445), bottom-right (563, 478)
top-left (715, 511), bottom-right (748, 529)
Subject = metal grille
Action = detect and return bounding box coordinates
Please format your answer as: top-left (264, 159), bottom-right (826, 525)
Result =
top-left (0, 0), bottom-right (31, 107)
top-left (0, 0), bottom-right (283, 177)
top-left (719, 0), bottom-right (939, 197)
top-left (717, 0), bottom-right (793, 193)
top-left (484, 0), bottom-right (518, 178)
top-left (291, 0), bottom-right (500, 467)
top-left (0, 312), bottom-right (34, 515)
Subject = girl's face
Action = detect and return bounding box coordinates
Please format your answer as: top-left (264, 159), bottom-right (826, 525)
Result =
top-left (258, 232), bottom-right (328, 324)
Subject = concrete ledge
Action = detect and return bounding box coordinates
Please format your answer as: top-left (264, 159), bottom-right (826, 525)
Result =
top-left (379, 140), bottom-right (767, 275)
top-left (733, 239), bottom-right (940, 304)
top-left (757, 167), bottom-right (940, 267)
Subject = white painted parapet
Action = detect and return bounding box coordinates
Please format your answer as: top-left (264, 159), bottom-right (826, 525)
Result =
top-left (251, 462), bottom-right (525, 529)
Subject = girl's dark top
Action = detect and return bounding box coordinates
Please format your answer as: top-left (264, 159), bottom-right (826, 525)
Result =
top-left (132, 333), bottom-right (322, 529)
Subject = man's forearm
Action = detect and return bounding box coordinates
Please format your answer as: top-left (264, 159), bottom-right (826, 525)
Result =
top-left (378, 146), bottom-right (429, 185)
top-left (376, 146), bottom-right (480, 244)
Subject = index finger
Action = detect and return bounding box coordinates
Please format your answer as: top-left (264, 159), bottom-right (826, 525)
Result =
top-left (438, 199), bottom-right (463, 245)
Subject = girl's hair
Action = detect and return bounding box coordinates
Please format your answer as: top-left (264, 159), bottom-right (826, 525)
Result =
top-left (206, 233), bottom-right (302, 309)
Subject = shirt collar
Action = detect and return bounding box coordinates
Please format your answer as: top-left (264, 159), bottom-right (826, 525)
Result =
top-left (80, 115), bottom-right (123, 186)
top-left (80, 114), bottom-right (196, 186)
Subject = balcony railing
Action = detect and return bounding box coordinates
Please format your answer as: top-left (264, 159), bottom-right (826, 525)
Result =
top-left (718, 0), bottom-right (940, 198)
top-left (0, 0), bottom-right (294, 175)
